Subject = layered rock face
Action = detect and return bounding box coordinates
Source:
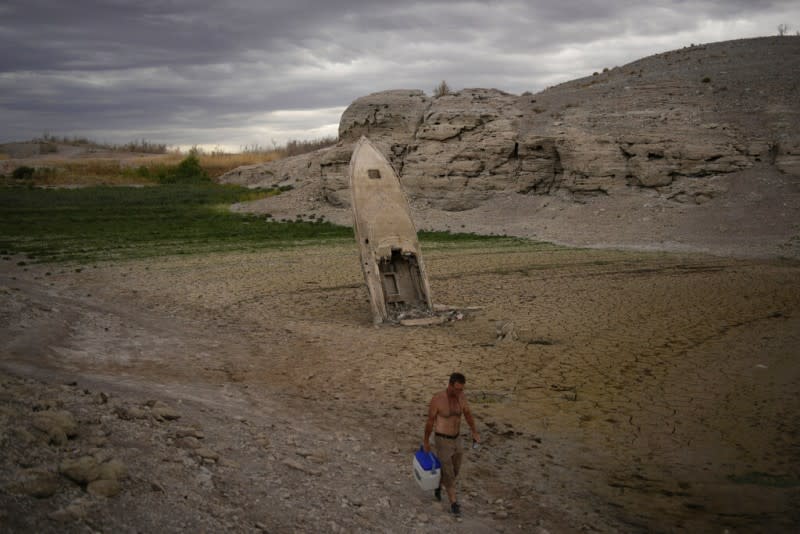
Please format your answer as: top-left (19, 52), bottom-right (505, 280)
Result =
top-left (220, 37), bottom-right (800, 211)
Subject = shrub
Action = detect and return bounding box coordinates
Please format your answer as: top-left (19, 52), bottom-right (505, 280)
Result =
top-left (12, 166), bottom-right (35, 180)
top-left (156, 149), bottom-right (210, 184)
top-left (119, 139), bottom-right (168, 154)
top-left (433, 80), bottom-right (451, 98)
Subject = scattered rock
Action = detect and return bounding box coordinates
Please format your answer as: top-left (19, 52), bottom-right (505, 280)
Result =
top-left (87, 478), bottom-right (121, 497)
top-left (113, 404), bottom-right (149, 420)
top-left (282, 458), bottom-right (322, 476)
top-left (175, 426), bottom-right (204, 439)
top-left (6, 468), bottom-right (60, 498)
top-left (96, 458), bottom-right (128, 481)
top-left (48, 497), bottom-right (92, 523)
top-left (195, 447), bottom-right (219, 462)
top-left (177, 436), bottom-right (202, 449)
top-left (150, 400), bottom-right (181, 421)
top-left (31, 409), bottom-right (78, 445)
top-left (59, 455), bottom-right (100, 484)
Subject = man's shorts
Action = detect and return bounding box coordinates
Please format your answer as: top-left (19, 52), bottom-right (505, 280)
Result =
top-left (434, 437), bottom-right (463, 490)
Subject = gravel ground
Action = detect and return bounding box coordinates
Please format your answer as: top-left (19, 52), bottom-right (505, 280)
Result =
top-left (2, 238), bottom-right (799, 533)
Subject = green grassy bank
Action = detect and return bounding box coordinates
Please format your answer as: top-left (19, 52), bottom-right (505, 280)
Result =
top-left (0, 184), bottom-right (522, 264)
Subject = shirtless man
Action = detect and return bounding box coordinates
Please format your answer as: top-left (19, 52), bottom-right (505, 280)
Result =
top-left (423, 372), bottom-right (480, 516)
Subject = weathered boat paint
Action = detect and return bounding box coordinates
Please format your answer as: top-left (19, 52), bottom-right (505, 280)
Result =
top-left (349, 136), bottom-right (433, 324)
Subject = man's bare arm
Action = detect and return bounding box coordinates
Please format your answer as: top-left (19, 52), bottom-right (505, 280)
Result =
top-left (463, 402), bottom-right (480, 443)
top-left (423, 399), bottom-right (437, 452)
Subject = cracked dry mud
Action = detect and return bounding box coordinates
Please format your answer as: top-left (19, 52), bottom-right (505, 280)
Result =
top-left (1, 242), bottom-right (799, 533)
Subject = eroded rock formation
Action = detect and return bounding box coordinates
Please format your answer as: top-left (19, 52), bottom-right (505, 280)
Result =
top-left (219, 37), bottom-right (800, 212)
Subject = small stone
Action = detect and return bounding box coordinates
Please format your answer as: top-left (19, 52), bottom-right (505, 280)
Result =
top-left (151, 401), bottom-right (181, 421)
top-left (175, 427), bottom-right (204, 439)
top-left (49, 498), bottom-right (91, 522)
top-left (7, 468), bottom-right (60, 498)
top-left (177, 436), bottom-right (202, 449)
top-left (31, 410), bottom-right (78, 444)
top-left (87, 478), bottom-right (121, 497)
top-left (96, 459), bottom-right (127, 481)
top-left (113, 404), bottom-right (148, 420)
top-left (59, 456), bottom-right (100, 484)
top-left (195, 447), bottom-right (219, 461)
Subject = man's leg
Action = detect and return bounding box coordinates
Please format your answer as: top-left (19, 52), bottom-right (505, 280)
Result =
top-left (448, 448), bottom-right (463, 513)
top-left (435, 439), bottom-right (460, 512)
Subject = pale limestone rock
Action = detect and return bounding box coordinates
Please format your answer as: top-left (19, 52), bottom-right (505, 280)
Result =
top-left (218, 37), bottom-right (799, 216)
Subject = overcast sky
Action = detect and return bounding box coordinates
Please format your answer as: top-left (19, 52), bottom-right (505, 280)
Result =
top-left (1, 1), bottom-right (798, 151)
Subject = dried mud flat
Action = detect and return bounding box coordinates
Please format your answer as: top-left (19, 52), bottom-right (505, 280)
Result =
top-left (1, 241), bottom-right (799, 533)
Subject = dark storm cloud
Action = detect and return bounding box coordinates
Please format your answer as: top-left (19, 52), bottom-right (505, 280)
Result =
top-left (1, 0), bottom-right (798, 148)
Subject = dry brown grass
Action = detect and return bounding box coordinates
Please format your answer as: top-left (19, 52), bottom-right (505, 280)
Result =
top-left (197, 151), bottom-right (283, 179)
top-left (1, 151), bottom-right (286, 185)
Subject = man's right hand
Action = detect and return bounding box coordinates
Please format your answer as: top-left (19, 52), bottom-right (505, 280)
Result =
top-left (423, 440), bottom-right (431, 452)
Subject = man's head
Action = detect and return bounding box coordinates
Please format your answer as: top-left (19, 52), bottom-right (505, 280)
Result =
top-left (449, 372), bottom-right (466, 386)
top-left (447, 372), bottom-right (466, 396)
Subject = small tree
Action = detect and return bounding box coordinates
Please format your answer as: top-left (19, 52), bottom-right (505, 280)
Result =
top-left (777, 23), bottom-right (790, 36)
top-left (433, 80), bottom-right (451, 98)
top-left (157, 148), bottom-right (210, 184)
top-left (12, 166), bottom-right (35, 180)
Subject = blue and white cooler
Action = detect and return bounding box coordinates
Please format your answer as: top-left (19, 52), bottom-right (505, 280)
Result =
top-left (412, 446), bottom-right (441, 491)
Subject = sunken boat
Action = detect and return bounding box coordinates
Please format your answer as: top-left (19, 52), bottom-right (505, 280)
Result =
top-left (349, 136), bottom-right (433, 324)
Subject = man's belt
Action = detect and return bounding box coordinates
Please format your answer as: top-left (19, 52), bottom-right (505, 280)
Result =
top-left (435, 432), bottom-right (459, 440)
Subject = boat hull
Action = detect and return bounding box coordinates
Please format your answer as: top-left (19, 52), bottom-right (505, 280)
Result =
top-left (349, 136), bottom-right (433, 323)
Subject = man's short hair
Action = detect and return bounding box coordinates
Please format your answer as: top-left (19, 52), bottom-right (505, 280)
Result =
top-left (449, 372), bottom-right (466, 385)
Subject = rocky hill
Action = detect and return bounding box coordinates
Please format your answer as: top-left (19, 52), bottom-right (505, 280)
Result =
top-left (220, 36), bottom-right (800, 258)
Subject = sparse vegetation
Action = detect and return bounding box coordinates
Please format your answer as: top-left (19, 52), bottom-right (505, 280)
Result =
top-left (0, 136), bottom-right (339, 185)
top-left (37, 134), bottom-right (169, 154)
top-left (11, 166), bottom-right (35, 180)
top-left (154, 149), bottom-right (209, 184)
top-left (282, 137), bottom-right (338, 157)
top-left (433, 80), bottom-right (451, 98)
top-left (777, 23), bottom-right (790, 36)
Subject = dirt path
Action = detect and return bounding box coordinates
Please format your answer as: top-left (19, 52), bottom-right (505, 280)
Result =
top-left (2, 242), bottom-right (799, 532)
